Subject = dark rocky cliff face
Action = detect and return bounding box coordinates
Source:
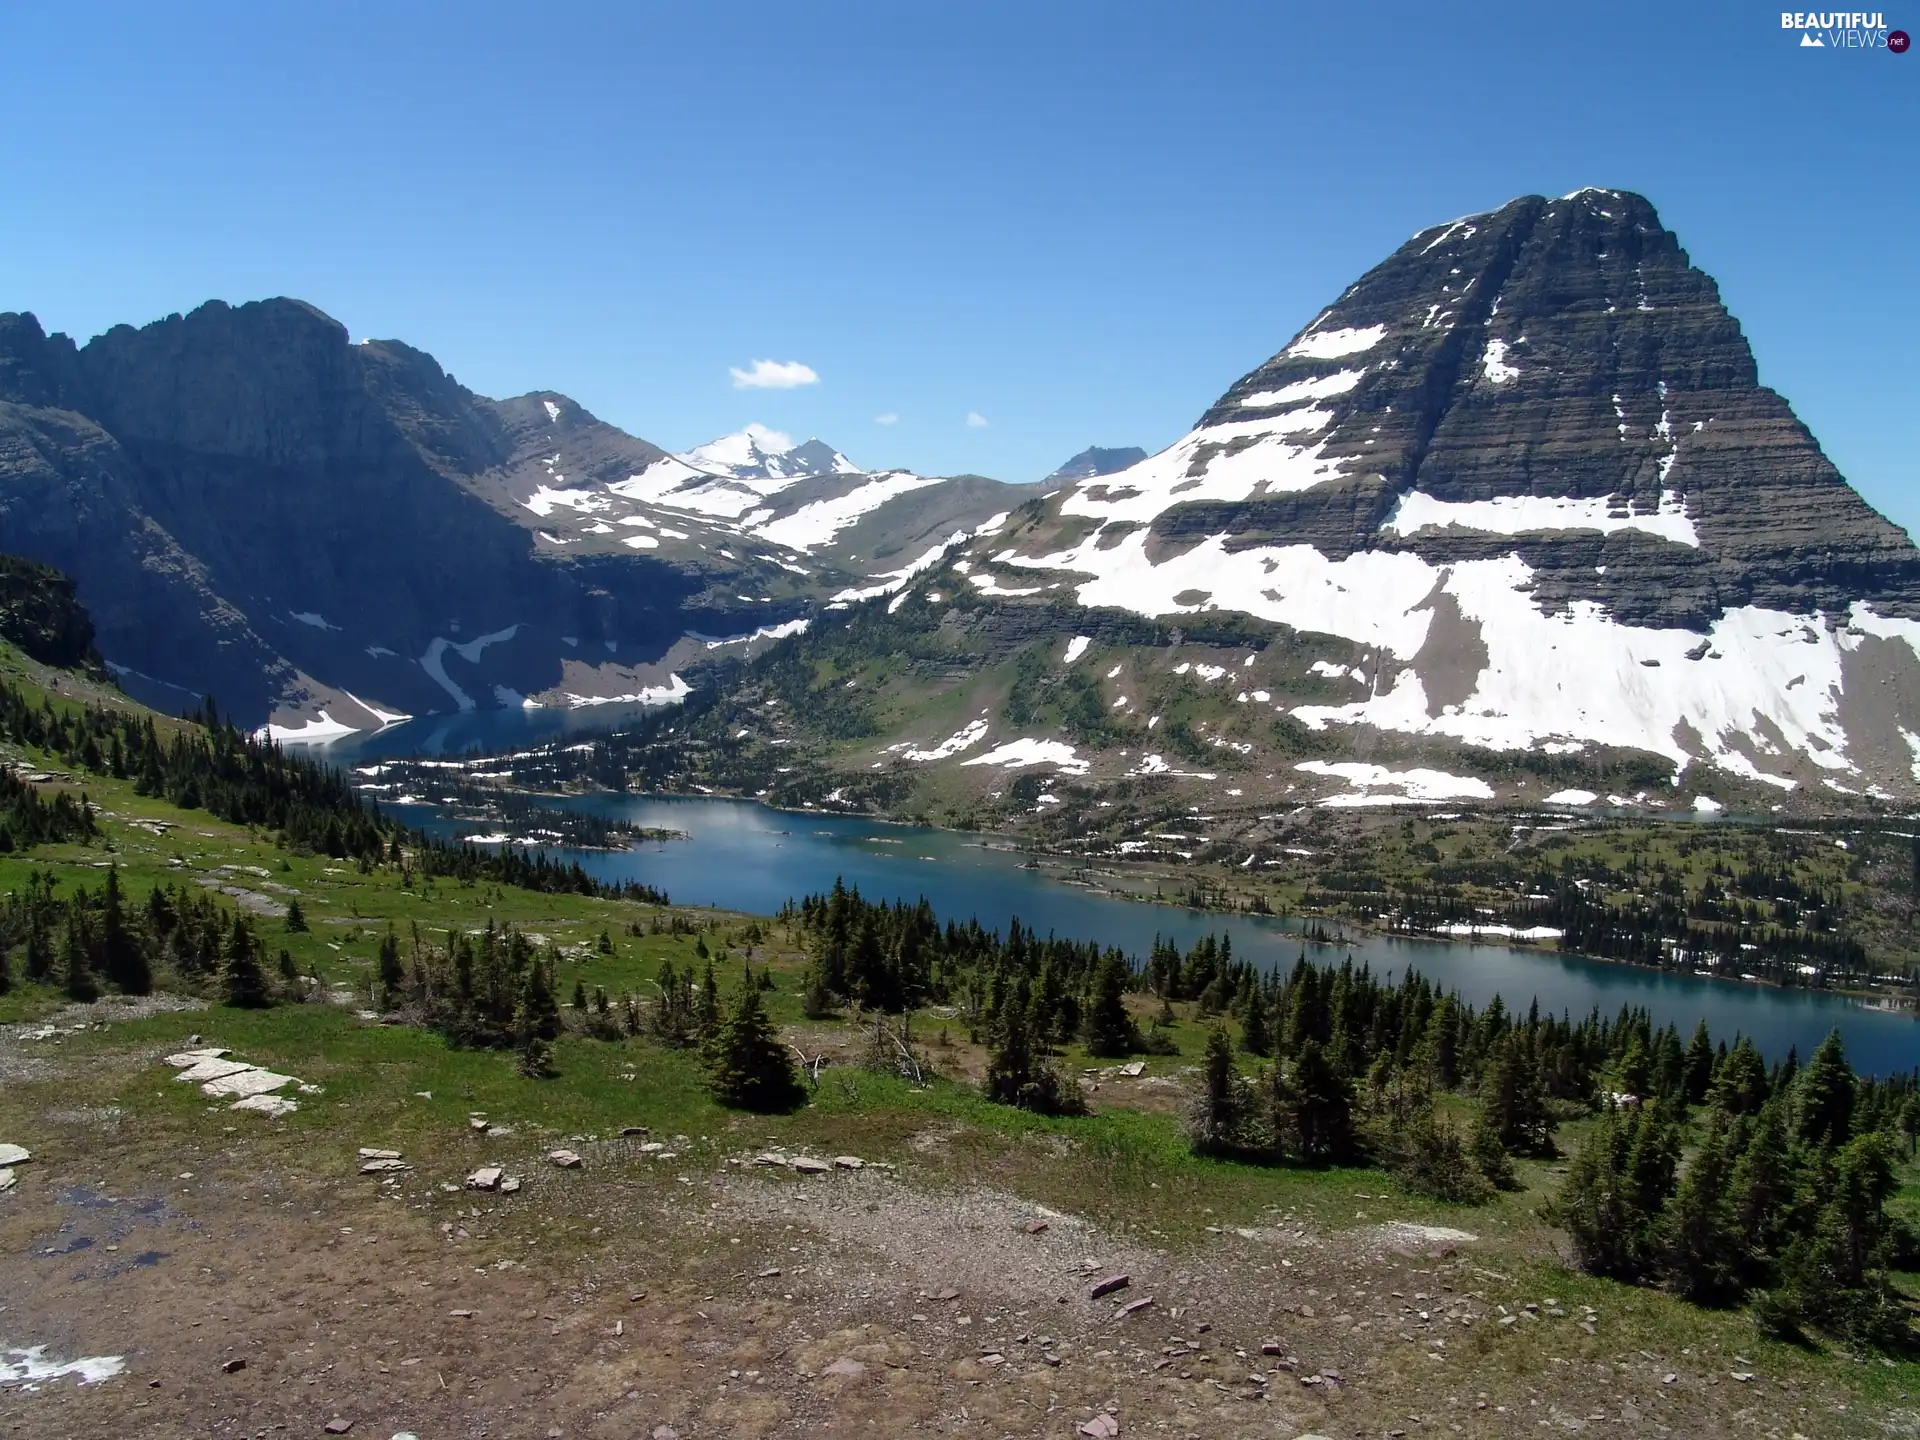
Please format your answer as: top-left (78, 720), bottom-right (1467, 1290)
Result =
top-left (1180, 190), bottom-right (1918, 628)
top-left (1046, 446), bottom-right (1147, 484)
top-left (0, 301), bottom-right (798, 723)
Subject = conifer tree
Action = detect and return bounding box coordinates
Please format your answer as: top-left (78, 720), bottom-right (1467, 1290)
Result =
top-left (222, 915), bottom-right (270, 1008)
top-left (706, 984), bottom-right (805, 1112)
top-left (61, 907), bottom-right (98, 1002)
top-left (99, 865), bottom-right (150, 995)
top-left (1468, 1104), bottom-right (1518, 1190)
top-left (1188, 1026), bottom-right (1250, 1156)
top-left (1711, 1036), bottom-right (1770, 1115)
top-left (1241, 987), bottom-right (1271, 1057)
top-left (1083, 954), bottom-right (1139, 1057)
top-left (1284, 1038), bottom-right (1357, 1164)
top-left (285, 897), bottom-right (309, 933)
top-left (1481, 1032), bottom-right (1555, 1155)
top-left (1681, 1020), bottom-right (1715, 1107)
top-left (695, 960), bottom-right (720, 1039)
top-left (1793, 1030), bottom-right (1854, 1152)
top-left (1663, 1106), bottom-right (1742, 1305)
top-left (376, 928), bottom-right (404, 1009)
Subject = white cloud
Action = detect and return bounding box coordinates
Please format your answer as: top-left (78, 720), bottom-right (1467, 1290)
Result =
top-left (730, 359), bottom-right (820, 390)
top-left (965, 411), bottom-right (990, 428)
top-left (873, 412), bottom-right (899, 426)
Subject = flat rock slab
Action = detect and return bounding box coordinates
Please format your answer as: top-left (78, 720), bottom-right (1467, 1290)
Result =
top-left (833, 1156), bottom-right (865, 1169)
top-left (465, 1167), bottom-right (504, 1191)
top-left (1089, 1274), bottom-right (1131, 1300)
top-left (752, 1153), bottom-right (790, 1167)
top-left (1078, 1415), bottom-right (1120, 1438)
top-left (203, 1069), bottom-right (297, 1098)
top-left (0, 1144), bottom-right (31, 1167)
top-left (163, 1048), bottom-right (230, 1068)
top-left (1117, 1296), bottom-right (1155, 1318)
top-left (499, 1176), bottom-right (522, 1194)
top-left (174, 1057), bottom-right (256, 1085)
top-left (360, 1159), bottom-right (410, 1174)
top-left (820, 1357), bottom-right (868, 1378)
top-left (357, 1148), bottom-right (402, 1161)
top-left (230, 1095), bottom-right (298, 1118)
top-left (0, 1168), bottom-right (16, 1192)
top-left (548, 1149), bottom-right (583, 1169)
top-left (790, 1157), bottom-right (830, 1174)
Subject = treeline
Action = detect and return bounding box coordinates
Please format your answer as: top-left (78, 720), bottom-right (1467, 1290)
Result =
top-left (1388, 876), bottom-right (1872, 990)
top-left (0, 867), bottom-right (296, 1009)
top-left (0, 678), bottom-right (665, 905)
top-left (0, 763), bottom-right (96, 852)
top-left (773, 881), bottom-right (1918, 1352)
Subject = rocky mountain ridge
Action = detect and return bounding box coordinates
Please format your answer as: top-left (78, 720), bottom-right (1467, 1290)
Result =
top-left (0, 300), bottom-right (1030, 733)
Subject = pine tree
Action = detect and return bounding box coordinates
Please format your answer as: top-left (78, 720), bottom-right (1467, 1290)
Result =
top-left (571, 977), bottom-right (589, 1012)
top-left (801, 965), bottom-right (835, 1019)
top-left (1241, 987), bottom-right (1271, 1057)
top-left (1663, 1106), bottom-right (1742, 1305)
top-left (1468, 1104), bottom-right (1518, 1190)
top-left (1711, 1036), bottom-right (1770, 1115)
top-left (1284, 1038), bottom-right (1357, 1164)
top-left (1681, 1020), bottom-right (1715, 1107)
top-left (1551, 1104), bottom-right (1651, 1281)
top-left (1481, 1033), bottom-right (1555, 1155)
top-left (99, 865), bottom-right (150, 995)
top-left (1793, 1030), bottom-right (1854, 1152)
top-left (60, 908), bottom-right (98, 1002)
top-left (285, 897), bottom-right (309, 933)
top-left (706, 984), bottom-right (805, 1112)
top-left (376, 928), bottom-right (404, 1009)
top-left (1187, 1027), bottom-right (1250, 1156)
top-left (695, 960), bottom-right (720, 1039)
top-left (985, 987), bottom-right (1085, 1116)
top-left (1083, 954), bottom-right (1139, 1057)
top-left (515, 958), bottom-right (560, 1043)
top-left (222, 915), bottom-right (270, 1008)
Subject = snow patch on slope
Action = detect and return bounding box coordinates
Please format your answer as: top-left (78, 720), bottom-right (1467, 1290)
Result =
top-left (1381, 490), bottom-right (1698, 547)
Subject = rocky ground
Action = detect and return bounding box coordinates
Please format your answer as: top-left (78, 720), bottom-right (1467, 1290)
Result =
top-left (2, 1001), bottom-right (1897, 1440)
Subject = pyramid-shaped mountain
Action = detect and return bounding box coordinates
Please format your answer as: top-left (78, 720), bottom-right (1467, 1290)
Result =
top-left (898, 189), bottom-right (1920, 800)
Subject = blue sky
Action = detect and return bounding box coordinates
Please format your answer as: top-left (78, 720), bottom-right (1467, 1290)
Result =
top-left (2, 1), bottom-right (1915, 531)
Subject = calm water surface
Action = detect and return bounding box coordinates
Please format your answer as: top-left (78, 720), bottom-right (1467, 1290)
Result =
top-left (409, 792), bottom-right (1915, 1077)
top-left (318, 712), bottom-right (1919, 1075)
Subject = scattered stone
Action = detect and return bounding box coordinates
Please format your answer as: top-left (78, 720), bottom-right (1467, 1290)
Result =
top-left (163, 1048), bottom-right (229, 1068)
top-left (358, 1148), bottom-right (402, 1160)
top-left (548, 1149), bottom-right (584, 1169)
top-left (1089, 1274), bottom-right (1131, 1300)
top-left (821, 1356), bottom-right (868, 1378)
top-left (1120, 1061), bottom-right (1145, 1077)
top-left (757, 1267), bottom-right (782, 1278)
top-left (173, 1057), bottom-right (255, 1085)
top-left (465, 1168), bottom-right (504, 1192)
top-left (221, 1358), bottom-right (246, 1373)
top-left (1024, 1220), bottom-right (1049, 1235)
top-left (360, 1159), bottom-right (410, 1174)
top-left (929, 1287), bottom-right (961, 1302)
top-left (639, 1141), bottom-right (666, 1153)
top-left (230, 1094), bottom-right (299, 1118)
top-left (1077, 1415), bottom-right (1119, 1438)
top-left (323, 1421), bottom-right (354, 1435)
top-left (0, 1142), bottom-right (29, 1168)
top-left (832, 1155), bottom-right (865, 1169)
top-left (203, 1068), bottom-right (298, 1099)
top-left (1662, 1373), bottom-right (1678, 1385)
top-left (790, 1157), bottom-right (830, 1175)
top-left (1260, 1341), bottom-right (1283, 1356)
top-left (484, 1125), bottom-right (513, 1138)
top-left (619, 1126), bottom-right (649, 1137)
top-left (449, 1310), bottom-right (474, 1319)
top-left (468, 1117), bottom-right (489, 1132)
top-left (499, 1177), bottom-right (522, 1195)
top-left (651, 1429), bottom-right (680, 1440)
top-left (1731, 1371), bottom-right (1754, 1382)
top-left (0, 1169), bottom-right (15, 1192)
top-left (1118, 1296), bottom-right (1155, 1318)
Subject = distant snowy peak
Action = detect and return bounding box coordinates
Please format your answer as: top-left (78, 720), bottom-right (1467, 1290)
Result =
top-left (677, 424), bottom-right (858, 487)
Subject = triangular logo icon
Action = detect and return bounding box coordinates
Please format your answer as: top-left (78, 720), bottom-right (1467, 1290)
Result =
top-left (1800, 31), bottom-right (1824, 45)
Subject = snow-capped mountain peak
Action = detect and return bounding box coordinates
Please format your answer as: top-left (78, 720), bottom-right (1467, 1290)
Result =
top-left (676, 424), bottom-right (859, 487)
